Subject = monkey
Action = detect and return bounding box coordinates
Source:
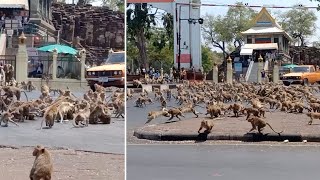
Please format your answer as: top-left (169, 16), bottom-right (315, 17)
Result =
top-left (94, 83), bottom-right (106, 93)
top-left (116, 103), bottom-right (125, 118)
top-left (29, 145), bottom-right (53, 180)
top-left (160, 99), bottom-right (167, 109)
top-left (0, 112), bottom-right (19, 127)
top-left (133, 79), bottom-right (143, 88)
top-left (228, 103), bottom-right (243, 117)
top-left (166, 89), bottom-right (172, 101)
top-left (89, 104), bottom-right (111, 124)
top-left (56, 102), bottom-right (75, 123)
top-left (167, 108), bottom-right (185, 121)
top-left (306, 112), bottom-right (320, 125)
top-left (145, 108), bottom-right (170, 124)
top-left (205, 105), bottom-right (222, 118)
top-left (242, 107), bottom-right (261, 119)
top-left (247, 116), bottom-right (283, 135)
top-left (179, 106), bottom-right (199, 118)
top-left (40, 85), bottom-right (50, 99)
top-left (72, 102), bottom-right (90, 128)
top-left (40, 104), bottom-right (59, 129)
top-left (309, 103), bottom-right (320, 112)
top-left (2, 86), bottom-right (28, 101)
top-left (198, 120), bottom-right (214, 133)
top-left (27, 81), bottom-right (36, 92)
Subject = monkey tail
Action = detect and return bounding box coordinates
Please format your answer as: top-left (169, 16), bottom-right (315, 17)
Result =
top-left (21, 91), bottom-right (29, 102)
top-left (266, 123), bottom-right (283, 135)
top-left (9, 119), bottom-right (19, 126)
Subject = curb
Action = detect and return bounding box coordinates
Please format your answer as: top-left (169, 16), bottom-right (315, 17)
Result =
top-left (134, 129), bottom-right (305, 142)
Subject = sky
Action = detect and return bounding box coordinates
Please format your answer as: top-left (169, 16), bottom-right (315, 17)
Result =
top-left (201, 0), bottom-right (320, 44)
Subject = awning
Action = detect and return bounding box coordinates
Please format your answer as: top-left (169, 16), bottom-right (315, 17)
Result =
top-left (242, 43), bottom-right (278, 50)
top-left (240, 48), bottom-right (253, 56)
top-left (0, 0), bottom-right (29, 10)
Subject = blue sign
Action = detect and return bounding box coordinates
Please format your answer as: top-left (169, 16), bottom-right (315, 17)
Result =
top-left (234, 63), bottom-right (242, 72)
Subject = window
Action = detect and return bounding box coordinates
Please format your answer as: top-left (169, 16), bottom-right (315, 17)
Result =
top-left (247, 36), bottom-right (252, 43)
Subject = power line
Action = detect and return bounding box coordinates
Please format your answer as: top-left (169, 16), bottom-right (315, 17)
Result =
top-left (177, 3), bottom-right (319, 9)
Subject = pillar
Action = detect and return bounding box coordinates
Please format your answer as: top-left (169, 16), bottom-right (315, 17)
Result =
top-left (273, 61), bottom-right (279, 83)
top-left (226, 56), bottom-right (233, 84)
top-left (80, 49), bottom-right (86, 81)
top-left (16, 32), bottom-right (28, 83)
top-left (160, 67), bottom-right (163, 79)
top-left (257, 55), bottom-right (263, 83)
top-left (212, 63), bottom-right (218, 83)
top-left (52, 48), bottom-right (57, 80)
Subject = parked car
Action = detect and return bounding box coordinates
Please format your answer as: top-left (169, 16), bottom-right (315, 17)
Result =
top-left (281, 65), bottom-right (320, 86)
top-left (86, 50), bottom-right (125, 91)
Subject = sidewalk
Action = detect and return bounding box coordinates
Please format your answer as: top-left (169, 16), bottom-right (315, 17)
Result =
top-left (134, 111), bottom-right (320, 142)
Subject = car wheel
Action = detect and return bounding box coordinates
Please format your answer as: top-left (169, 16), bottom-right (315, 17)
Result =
top-left (283, 81), bottom-right (290, 86)
top-left (303, 78), bottom-right (309, 86)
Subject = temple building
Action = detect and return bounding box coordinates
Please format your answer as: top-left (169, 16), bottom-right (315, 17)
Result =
top-left (240, 7), bottom-right (291, 63)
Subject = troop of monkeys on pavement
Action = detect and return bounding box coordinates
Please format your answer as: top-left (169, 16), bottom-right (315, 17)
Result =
top-left (130, 80), bottom-right (320, 136)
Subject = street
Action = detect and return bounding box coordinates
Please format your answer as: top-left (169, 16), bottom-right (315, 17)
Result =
top-left (1, 90), bottom-right (125, 154)
top-left (127, 143), bottom-right (320, 180)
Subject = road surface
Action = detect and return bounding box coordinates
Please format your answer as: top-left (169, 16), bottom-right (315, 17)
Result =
top-left (0, 90), bottom-right (125, 154)
top-left (127, 144), bottom-right (320, 180)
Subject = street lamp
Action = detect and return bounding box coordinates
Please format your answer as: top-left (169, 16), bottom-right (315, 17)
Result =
top-left (177, 5), bottom-right (203, 71)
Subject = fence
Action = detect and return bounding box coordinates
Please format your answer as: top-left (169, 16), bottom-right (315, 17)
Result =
top-left (57, 56), bottom-right (81, 79)
top-left (28, 55), bottom-right (52, 78)
top-left (0, 55), bottom-right (16, 78)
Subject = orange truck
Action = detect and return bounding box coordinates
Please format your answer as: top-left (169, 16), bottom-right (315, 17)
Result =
top-left (86, 51), bottom-right (125, 91)
top-left (281, 65), bottom-right (320, 86)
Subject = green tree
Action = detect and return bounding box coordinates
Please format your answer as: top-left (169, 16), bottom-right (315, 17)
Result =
top-left (127, 3), bottom-right (156, 69)
top-left (101, 0), bottom-right (124, 11)
top-left (201, 45), bottom-right (222, 73)
top-left (277, 5), bottom-right (317, 46)
top-left (202, 2), bottom-right (256, 60)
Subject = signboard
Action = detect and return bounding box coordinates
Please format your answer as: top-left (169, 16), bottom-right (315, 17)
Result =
top-left (234, 63), bottom-right (242, 72)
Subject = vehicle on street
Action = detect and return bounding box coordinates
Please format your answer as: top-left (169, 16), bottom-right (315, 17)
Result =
top-left (86, 50), bottom-right (125, 90)
top-left (281, 65), bottom-right (320, 86)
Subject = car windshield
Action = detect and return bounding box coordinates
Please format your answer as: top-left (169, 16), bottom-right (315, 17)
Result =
top-left (104, 53), bottom-right (124, 64)
top-left (292, 67), bottom-right (310, 73)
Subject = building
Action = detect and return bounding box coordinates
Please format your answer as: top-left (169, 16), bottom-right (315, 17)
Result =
top-left (0, 0), bottom-right (55, 34)
top-left (240, 7), bottom-right (291, 63)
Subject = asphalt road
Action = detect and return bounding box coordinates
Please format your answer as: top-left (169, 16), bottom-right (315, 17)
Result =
top-left (0, 90), bottom-right (125, 154)
top-left (127, 144), bottom-right (320, 180)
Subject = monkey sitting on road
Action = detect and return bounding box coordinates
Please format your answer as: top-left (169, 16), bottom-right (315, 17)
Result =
top-left (205, 105), bottom-right (222, 118)
top-left (30, 145), bottom-right (53, 180)
top-left (198, 120), bottom-right (214, 134)
top-left (247, 115), bottom-right (283, 135)
top-left (167, 108), bottom-right (185, 121)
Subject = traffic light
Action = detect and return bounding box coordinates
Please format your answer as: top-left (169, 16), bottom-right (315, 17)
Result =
top-left (198, 18), bottom-right (203, 24)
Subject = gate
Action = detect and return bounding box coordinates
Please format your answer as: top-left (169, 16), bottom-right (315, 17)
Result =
top-left (0, 55), bottom-right (16, 79)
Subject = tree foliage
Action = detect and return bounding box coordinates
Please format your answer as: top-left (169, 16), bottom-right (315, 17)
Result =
top-left (277, 5), bottom-right (317, 46)
top-left (201, 45), bottom-right (222, 73)
top-left (101, 0), bottom-right (124, 11)
top-left (202, 2), bottom-right (257, 59)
